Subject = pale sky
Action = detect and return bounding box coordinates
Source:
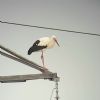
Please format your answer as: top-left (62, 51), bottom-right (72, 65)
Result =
top-left (0, 0), bottom-right (100, 100)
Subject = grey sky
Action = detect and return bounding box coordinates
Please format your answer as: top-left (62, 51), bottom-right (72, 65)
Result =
top-left (0, 0), bottom-right (100, 100)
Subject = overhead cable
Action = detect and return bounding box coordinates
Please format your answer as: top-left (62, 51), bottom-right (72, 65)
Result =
top-left (0, 20), bottom-right (100, 36)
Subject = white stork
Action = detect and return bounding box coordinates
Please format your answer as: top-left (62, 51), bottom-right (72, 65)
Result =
top-left (28, 35), bottom-right (60, 69)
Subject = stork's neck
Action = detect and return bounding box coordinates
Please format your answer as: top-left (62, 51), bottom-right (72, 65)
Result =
top-left (47, 37), bottom-right (55, 48)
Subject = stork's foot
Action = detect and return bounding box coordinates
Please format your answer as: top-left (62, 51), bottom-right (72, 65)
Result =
top-left (42, 66), bottom-right (48, 73)
top-left (43, 66), bottom-right (48, 70)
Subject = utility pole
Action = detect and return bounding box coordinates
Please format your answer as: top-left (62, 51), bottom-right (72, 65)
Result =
top-left (0, 44), bottom-right (60, 100)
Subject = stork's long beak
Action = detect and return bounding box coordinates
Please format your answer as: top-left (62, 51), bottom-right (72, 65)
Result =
top-left (54, 39), bottom-right (60, 47)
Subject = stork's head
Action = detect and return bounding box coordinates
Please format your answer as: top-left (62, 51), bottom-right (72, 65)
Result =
top-left (52, 35), bottom-right (60, 47)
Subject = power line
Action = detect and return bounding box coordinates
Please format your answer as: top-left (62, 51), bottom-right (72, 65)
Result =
top-left (0, 20), bottom-right (100, 36)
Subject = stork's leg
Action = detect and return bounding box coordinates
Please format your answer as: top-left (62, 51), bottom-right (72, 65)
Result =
top-left (41, 50), bottom-right (45, 68)
top-left (41, 50), bottom-right (48, 72)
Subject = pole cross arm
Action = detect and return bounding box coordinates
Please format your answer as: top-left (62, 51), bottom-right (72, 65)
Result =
top-left (0, 73), bottom-right (58, 83)
top-left (0, 44), bottom-right (59, 82)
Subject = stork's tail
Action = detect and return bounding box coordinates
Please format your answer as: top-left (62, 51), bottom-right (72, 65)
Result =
top-left (28, 46), bottom-right (33, 55)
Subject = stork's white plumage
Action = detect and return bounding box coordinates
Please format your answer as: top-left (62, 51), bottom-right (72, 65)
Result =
top-left (28, 35), bottom-right (60, 69)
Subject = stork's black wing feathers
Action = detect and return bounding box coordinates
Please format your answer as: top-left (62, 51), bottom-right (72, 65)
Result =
top-left (28, 40), bottom-right (47, 55)
top-left (33, 40), bottom-right (40, 46)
